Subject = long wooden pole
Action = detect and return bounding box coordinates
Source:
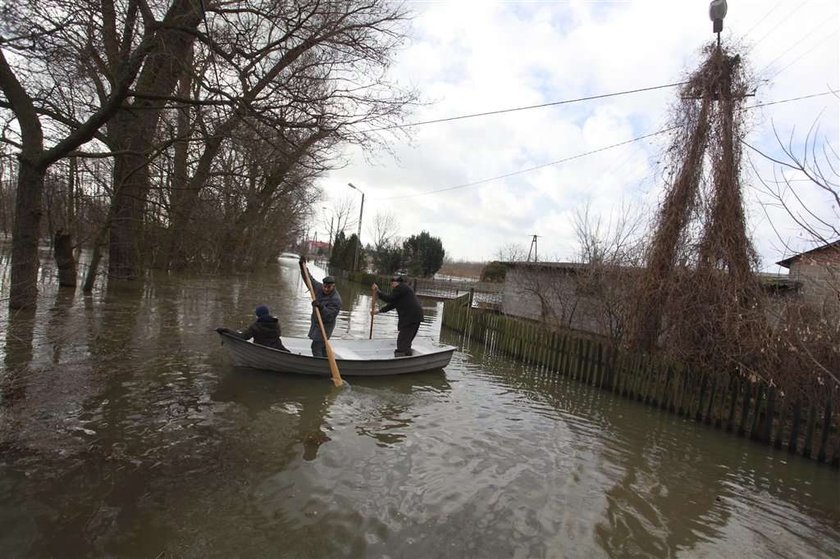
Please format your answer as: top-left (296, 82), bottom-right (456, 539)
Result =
top-left (369, 285), bottom-right (378, 339)
top-left (300, 262), bottom-right (343, 387)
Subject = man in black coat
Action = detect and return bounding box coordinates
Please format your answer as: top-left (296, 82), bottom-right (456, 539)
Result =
top-left (372, 276), bottom-right (424, 357)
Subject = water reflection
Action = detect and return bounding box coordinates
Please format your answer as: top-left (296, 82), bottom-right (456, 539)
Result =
top-left (594, 415), bottom-right (731, 556)
top-left (213, 369), bottom-right (337, 461)
top-left (2, 307), bottom-right (35, 405)
top-left (452, 339), bottom-right (840, 558)
top-left (0, 251), bottom-right (838, 558)
top-left (349, 372), bottom-right (451, 447)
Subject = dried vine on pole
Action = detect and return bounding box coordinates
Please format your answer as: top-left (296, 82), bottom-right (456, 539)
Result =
top-left (628, 42), bottom-right (766, 378)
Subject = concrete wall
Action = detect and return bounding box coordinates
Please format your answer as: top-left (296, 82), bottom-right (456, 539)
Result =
top-left (501, 264), bottom-right (626, 338)
top-left (789, 256), bottom-right (840, 310)
top-left (500, 263), bottom-right (815, 339)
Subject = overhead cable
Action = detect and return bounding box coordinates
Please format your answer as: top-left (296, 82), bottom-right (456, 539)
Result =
top-left (378, 90), bottom-right (837, 200)
top-left (378, 128), bottom-right (677, 200)
top-left (367, 82), bottom-right (687, 132)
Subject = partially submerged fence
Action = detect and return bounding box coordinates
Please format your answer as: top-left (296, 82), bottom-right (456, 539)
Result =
top-left (412, 276), bottom-right (502, 307)
top-left (443, 292), bottom-right (840, 468)
top-left (335, 269), bottom-right (502, 307)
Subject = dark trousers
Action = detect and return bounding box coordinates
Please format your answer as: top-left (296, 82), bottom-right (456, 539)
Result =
top-left (395, 322), bottom-right (421, 357)
top-left (311, 340), bottom-right (327, 357)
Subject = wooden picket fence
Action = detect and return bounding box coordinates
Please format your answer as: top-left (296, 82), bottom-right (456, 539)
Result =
top-left (443, 291), bottom-right (840, 468)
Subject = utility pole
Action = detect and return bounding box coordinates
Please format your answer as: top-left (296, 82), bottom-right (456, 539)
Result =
top-left (527, 234), bottom-right (539, 262)
top-left (348, 182), bottom-right (365, 272)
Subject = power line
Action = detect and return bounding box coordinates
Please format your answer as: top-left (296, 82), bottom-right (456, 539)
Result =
top-left (742, 0), bottom-right (785, 39)
top-left (747, 0), bottom-right (813, 54)
top-left (747, 89), bottom-right (836, 109)
top-left (366, 82), bottom-right (686, 132)
top-left (757, 18), bottom-right (833, 76)
top-left (377, 90), bottom-right (837, 201)
top-left (378, 127), bottom-right (676, 200)
top-left (765, 29), bottom-right (839, 83)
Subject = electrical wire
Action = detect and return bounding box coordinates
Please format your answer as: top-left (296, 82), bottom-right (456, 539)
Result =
top-left (742, 0), bottom-right (785, 39)
top-left (765, 29), bottom-right (839, 83)
top-left (365, 82), bottom-right (686, 132)
top-left (757, 18), bottom-right (833, 77)
top-left (377, 127), bottom-right (677, 200)
top-left (376, 90), bottom-right (837, 201)
top-left (747, 0), bottom-right (813, 54)
top-left (747, 89), bottom-right (836, 109)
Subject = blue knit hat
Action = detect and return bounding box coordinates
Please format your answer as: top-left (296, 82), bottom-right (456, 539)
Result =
top-left (255, 305), bottom-right (270, 318)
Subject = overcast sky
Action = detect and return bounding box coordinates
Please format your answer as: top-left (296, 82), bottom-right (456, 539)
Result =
top-left (316, 0), bottom-right (839, 271)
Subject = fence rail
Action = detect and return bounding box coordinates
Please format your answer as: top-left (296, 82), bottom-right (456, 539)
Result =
top-left (442, 292), bottom-right (840, 468)
top-left (332, 269), bottom-right (502, 307)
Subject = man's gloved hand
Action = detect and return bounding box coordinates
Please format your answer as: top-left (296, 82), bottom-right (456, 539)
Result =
top-left (299, 255), bottom-right (307, 264)
top-left (311, 300), bottom-right (322, 310)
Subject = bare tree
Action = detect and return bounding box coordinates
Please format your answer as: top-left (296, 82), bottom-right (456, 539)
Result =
top-left (495, 243), bottom-right (527, 262)
top-left (369, 210), bottom-right (399, 251)
top-left (105, 0), bottom-right (417, 279)
top-left (751, 119), bottom-right (840, 388)
top-left (571, 199), bottom-right (647, 342)
top-left (751, 121), bottom-right (839, 248)
top-left (2, 0), bottom-right (419, 298)
top-left (573, 199), bottom-right (646, 265)
top-left (0, 0), bottom-right (191, 307)
top-left (326, 195), bottom-right (357, 241)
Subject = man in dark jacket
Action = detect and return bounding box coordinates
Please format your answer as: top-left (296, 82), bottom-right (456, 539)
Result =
top-left (372, 276), bottom-right (424, 357)
top-left (224, 305), bottom-right (289, 351)
top-left (300, 257), bottom-right (342, 357)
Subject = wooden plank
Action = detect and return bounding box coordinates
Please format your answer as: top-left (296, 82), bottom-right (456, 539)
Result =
top-left (772, 395), bottom-right (788, 449)
top-left (726, 376), bottom-right (738, 432)
top-left (817, 395), bottom-right (832, 463)
top-left (737, 379), bottom-right (752, 437)
top-left (802, 403), bottom-right (817, 459)
top-left (749, 385), bottom-right (765, 441)
top-left (695, 374), bottom-right (708, 422)
top-left (761, 387), bottom-right (776, 444)
top-left (788, 401), bottom-right (802, 454)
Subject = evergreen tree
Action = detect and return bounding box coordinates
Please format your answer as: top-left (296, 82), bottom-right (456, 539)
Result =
top-left (402, 231), bottom-right (445, 277)
top-left (329, 232), bottom-right (364, 271)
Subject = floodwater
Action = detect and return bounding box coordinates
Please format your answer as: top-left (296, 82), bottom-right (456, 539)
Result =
top-left (0, 251), bottom-right (838, 558)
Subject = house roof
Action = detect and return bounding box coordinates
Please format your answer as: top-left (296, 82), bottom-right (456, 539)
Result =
top-left (775, 240), bottom-right (840, 269)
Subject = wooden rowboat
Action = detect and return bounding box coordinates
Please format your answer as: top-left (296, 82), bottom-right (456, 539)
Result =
top-left (217, 330), bottom-right (457, 376)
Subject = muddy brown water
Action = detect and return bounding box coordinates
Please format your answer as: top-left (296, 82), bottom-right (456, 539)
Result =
top-left (0, 252), bottom-right (838, 557)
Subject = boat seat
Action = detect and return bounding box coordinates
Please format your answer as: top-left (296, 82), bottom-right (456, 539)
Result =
top-left (334, 349), bottom-right (363, 360)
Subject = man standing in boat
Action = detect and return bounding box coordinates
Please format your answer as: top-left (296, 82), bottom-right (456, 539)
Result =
top-left (300, 256), bottom-right (342, 357)
top-left (372, 276), bottom-right (423, 357)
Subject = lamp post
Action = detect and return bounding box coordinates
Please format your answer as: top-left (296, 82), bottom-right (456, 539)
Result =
top-left (348, 182), bottom-right (365, 272)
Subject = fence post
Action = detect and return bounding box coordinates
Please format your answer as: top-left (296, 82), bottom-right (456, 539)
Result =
top-left (816, 395), bottom-right (832, 463)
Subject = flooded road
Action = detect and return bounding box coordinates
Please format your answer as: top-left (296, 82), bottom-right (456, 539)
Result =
top-left (1, 255), bottom-right (838, 557)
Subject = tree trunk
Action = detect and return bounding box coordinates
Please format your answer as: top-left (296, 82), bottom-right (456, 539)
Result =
top-left (106, 0), bottom-right (203, 280)
top-left (83, 221), bottom-right (110, 292)
top-left (108, 152), bottom-right (151, 280)
top-left (54, 230), bottom-right (76, 287)
top-left (9, 158), bottom-right (46, 309)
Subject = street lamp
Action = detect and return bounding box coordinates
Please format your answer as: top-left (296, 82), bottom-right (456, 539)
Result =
top-left (348, 182), bottom-right (365, 272)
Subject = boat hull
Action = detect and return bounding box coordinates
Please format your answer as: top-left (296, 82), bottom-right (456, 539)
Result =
top-left (217, 332), bottom-right (456, 376)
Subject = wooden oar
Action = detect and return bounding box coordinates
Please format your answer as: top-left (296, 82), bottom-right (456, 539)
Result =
top-left (300, 262), bottom-right (343, 387)
top-left (369, 285), bottom-right (378, 339)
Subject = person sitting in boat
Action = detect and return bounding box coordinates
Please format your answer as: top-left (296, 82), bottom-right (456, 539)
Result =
top-left (218, 305), bottom-right (289, 352)
top-left (372, 276), bottom-right (423, 357)
top-left (300, 257), bottom-right (342, 357)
